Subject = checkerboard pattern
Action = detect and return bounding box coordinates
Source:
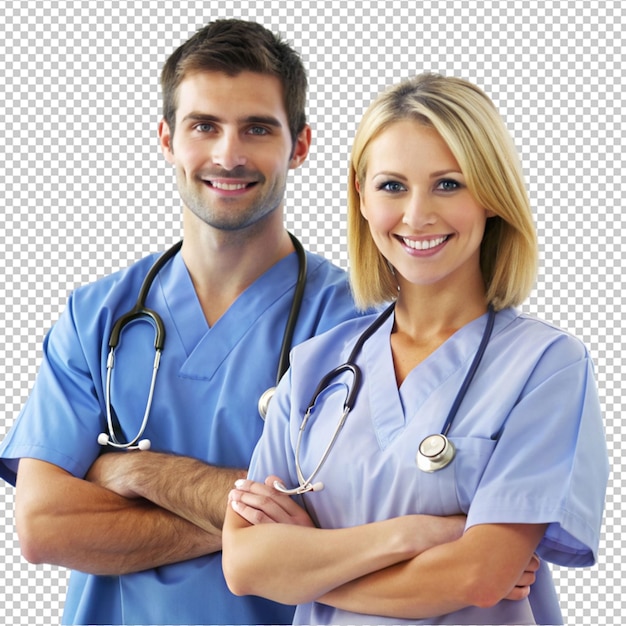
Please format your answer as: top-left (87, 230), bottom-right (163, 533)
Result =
top-left (0, 1), bottom-right (623, 623)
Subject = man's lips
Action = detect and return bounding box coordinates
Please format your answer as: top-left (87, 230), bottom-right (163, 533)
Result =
top-left (208, 181), bottom-right (251, 191)
top-left (201, 178), bottom-right (260, 194)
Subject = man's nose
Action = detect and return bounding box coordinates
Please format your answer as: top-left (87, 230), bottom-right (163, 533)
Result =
top-left (211, 131), bottom-right (247, 171)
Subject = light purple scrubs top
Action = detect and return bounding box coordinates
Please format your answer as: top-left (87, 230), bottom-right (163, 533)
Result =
top-left (249, 308), bottom-right (609, 625)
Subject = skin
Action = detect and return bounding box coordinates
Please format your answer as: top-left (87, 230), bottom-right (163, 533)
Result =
top-left (221, 121), bottom-right (546, 619)
top-left (14, 69), bottom-right (311, 575)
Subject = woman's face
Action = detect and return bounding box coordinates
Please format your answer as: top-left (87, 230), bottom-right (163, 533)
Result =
top-left (358, 120), bottom-right (491, 294)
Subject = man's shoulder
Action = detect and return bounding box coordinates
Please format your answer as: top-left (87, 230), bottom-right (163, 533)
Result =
top-left (303, 249), bottom-right (346, 279)
top-left (69, 252), bottom-right (162, 312)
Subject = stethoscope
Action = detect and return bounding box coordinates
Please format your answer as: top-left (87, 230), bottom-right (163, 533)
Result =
top-left (97, 233), bottom-right (307, 451)
top-left (274, 303), bottom-right (496, 495)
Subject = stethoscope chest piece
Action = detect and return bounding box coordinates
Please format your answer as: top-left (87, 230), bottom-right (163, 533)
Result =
top-left (416, 434), bottom-right (456, 472)
top-left (258, 387), bottom-right (276, 421)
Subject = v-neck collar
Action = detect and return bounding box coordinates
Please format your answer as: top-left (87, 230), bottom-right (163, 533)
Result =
top-left (362, 310), bottom-right (495, 449)
top-left (152, 249), bottom-right (302, 381)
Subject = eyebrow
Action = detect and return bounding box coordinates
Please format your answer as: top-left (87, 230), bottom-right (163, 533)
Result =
top-left (430, 169), bottom-right (463, 177)
top-left (181, 113), bottom-right (284, 128)
top-left (371, 169), bottom-right (462, 180)
top-left (371, 170), bottom-right (409, 181)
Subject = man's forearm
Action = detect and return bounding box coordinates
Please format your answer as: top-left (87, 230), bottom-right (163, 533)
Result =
top-left (16, 458), bottom-right (220, 575)
top-left (87, 451), bottom-right (247, 534)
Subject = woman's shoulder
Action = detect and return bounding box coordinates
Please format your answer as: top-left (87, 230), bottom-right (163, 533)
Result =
top-left (497, 307), bottom-right (591, 363)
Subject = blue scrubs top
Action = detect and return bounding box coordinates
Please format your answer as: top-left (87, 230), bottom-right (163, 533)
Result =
top-left (249, 308), bottom-right (609, 625)
top-left (0, 247), bottom-right (360, 626)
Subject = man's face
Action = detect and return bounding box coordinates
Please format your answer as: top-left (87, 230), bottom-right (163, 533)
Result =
top-left (159, 70), bottom-right (309, 233)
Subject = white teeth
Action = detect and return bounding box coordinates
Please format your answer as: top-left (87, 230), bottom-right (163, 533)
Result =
top-left (210, 181), bottom-right (248, 190)
top-left (402, 236), bottom-right (448, 250)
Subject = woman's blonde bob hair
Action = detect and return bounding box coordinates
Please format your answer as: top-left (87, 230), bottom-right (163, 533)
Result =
top-left (348, 73), bottom-right (537, 311)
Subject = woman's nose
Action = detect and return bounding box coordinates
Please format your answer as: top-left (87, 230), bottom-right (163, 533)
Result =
top-left (402, 192), bottom-right (437, 228)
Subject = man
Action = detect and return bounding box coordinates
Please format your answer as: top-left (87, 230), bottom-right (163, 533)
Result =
top-left (0, 20), bottom-right (360, 625)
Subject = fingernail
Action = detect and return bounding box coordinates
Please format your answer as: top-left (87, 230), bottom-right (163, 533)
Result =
top-left (234, 479), bottom-right (245, 489)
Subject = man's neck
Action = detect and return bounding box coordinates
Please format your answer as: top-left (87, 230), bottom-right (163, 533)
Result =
top-left (180, 211), bottom-right (294, 326)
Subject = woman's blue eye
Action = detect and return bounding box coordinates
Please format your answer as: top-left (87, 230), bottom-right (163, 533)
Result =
top-left (437, 179), bottom-right (460, 191)
top-left (378, 181), bottom-right (405, 193)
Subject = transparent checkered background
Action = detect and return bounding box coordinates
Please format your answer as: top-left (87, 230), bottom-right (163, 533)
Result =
top-left (0, 0), bottom-right (622, 624)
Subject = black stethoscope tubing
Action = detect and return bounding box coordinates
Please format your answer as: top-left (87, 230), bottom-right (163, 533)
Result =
top-left (99, 233), bottom-right (307, 449)
top-left (108, 240), bottom-right (183, 354)
top-left (304, 302), bottom-right (395, 416)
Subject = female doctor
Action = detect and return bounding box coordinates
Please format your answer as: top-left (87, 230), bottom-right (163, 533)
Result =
top-left (221, 74), bottom-right (609, 625)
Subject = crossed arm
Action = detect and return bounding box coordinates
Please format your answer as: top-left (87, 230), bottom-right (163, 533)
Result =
top-left (222, 477), bottom-right (544, 620)
top-left (15, 453), bottom-right (246, 575)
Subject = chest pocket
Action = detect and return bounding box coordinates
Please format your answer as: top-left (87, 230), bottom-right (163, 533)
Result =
top-left (405, 436), bottom-right (497, 515)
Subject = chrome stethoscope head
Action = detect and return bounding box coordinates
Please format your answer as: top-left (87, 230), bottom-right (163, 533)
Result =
top-left (416, 433), bottom-right (456, 472)
top-left (257, 387), bottom-right (276, 421)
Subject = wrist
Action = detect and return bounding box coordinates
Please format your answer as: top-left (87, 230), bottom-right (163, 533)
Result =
top-left (384, 516), bottom-right (428, 561)
top-left (120, 450), bottom-right (159, 499)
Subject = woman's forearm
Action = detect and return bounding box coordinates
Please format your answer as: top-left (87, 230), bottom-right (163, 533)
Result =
top-left (222, 506), bottom-right (465, 605)
top-left (319, 523), bottom-right (546, 619)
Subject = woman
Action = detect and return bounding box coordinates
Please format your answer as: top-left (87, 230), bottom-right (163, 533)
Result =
top-left (222, 73), bottom-right (608, 625)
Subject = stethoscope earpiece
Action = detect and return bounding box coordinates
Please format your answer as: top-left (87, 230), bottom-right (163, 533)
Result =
top-left (416, 434), bottom-right (456, 472)
top-left (97, 432), bottom-right (151, 451)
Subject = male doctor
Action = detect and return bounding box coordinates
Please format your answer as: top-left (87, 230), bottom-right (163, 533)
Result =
top-left (0, 19), bottom-right (361, 625)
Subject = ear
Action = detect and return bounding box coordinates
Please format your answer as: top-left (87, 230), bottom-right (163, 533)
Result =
top-left (288, 124), bottom-right (312, 170)
top-left (355, 177), bottom-right (368, 221)
top-left (158, 118), bottom-right (175, 164)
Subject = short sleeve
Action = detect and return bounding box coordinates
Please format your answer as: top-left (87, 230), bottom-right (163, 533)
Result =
top-left (466, 338), bottom-right (609, 567)
top-left (0, 294), bottom-right (105, 484)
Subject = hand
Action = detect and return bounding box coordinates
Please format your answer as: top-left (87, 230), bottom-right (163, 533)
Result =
top-left (504, 553), bottom-right (540, 601)
top-left (229, 475), bottom-right (315, 527)
top-left (86, 451), bottom-right (139, 499)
